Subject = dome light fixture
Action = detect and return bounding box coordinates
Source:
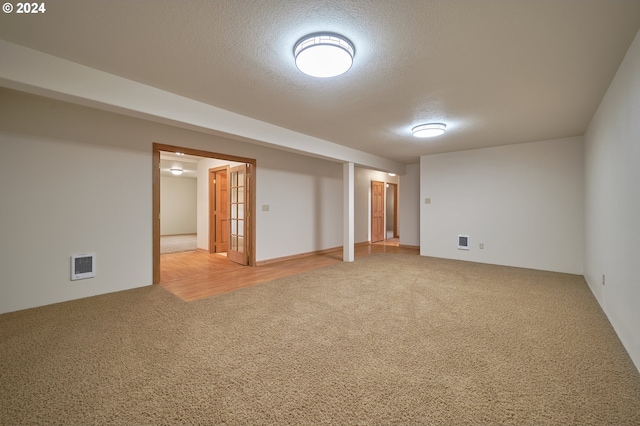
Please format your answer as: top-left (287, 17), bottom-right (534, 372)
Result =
top-left (294, 33), bottom-right (355, 78)
top-left (170, 165), bottom-right (183, 176)
top-left (412, 123), bottom-right (447, 138)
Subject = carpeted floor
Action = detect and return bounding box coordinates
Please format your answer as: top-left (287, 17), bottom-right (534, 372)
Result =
top-left (1, 254), bottom-right (639, 425)
top-left (160, 234), bottom-right (197, 254)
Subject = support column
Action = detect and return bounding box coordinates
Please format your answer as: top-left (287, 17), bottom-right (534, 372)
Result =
top-left (343, 162), bottom-right (355, 262)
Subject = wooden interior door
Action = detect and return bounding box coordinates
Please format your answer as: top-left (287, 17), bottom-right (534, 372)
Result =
top-left (371, 180), bottom-right (385, 243)
top-left (209, 167), bottom-right (228, 253)
top-left (227, 164), bottom-right (249, 265)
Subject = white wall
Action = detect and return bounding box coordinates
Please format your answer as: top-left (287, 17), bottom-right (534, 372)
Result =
top-left (160, 176), bottom-right (197, 235)
top-left (0, 90), bottom-right (152, 313)
top-left (0, 88), bottom-right (344, 313)
top-left (256, 154), bottom-right (343, 261)
top-left (399, 164), bottom-right (420, 247)
top-left (420, 136), bottom-right (584, 274)
top-left (195, 151), bottom-right (344, 261)
top-left (584, 29), bottom-right (640, 371)
top-left (354, 168), bottom-right (399, 243)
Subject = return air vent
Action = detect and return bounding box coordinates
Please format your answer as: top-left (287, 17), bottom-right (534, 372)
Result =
top-left (71, 254), bottom-right (95, 280)
top-left (458, 235), bottom-right (470, 250)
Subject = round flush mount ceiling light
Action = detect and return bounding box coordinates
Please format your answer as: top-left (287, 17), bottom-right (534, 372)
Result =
top-left (294, 33), bottom-right (355, 78)
top-left (412, 123), bottom-right (447, 138)
top-left (170, 165), bottom-right (183, 176)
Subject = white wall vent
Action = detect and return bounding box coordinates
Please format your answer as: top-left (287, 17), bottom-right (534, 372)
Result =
top-left (458, 235), bottom-right (470, 250)
top-left (71, 254), bottom-right (95, 280)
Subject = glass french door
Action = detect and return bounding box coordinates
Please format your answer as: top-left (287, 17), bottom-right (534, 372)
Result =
top-left (227, 164), bottom-right (248, 265)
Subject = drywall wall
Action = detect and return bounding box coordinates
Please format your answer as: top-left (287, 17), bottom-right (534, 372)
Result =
top-left (420, 136), bottom-right (584, 274)
top-left (399, 164), bottom-right (420, 247)
top-left (193, 155), bottom-right (343, 259)
top-left (584, 29), bottom-right (640, 371)
top-left (0, 91), bottom-right (152, 313)
top-left (255, 152), bottom-right (343, 261)
top-left (354, 168), bottom-right (399, 243)
top-left (160, 176), bottom-right (197, 236)
top-left (0, 88), bottom-right (344, 313)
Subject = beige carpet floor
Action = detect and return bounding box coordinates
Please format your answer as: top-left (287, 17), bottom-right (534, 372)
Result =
top-left (160, 234), bottom-right (197, 254)
top-left (1, 254), bottom-right (639, 425)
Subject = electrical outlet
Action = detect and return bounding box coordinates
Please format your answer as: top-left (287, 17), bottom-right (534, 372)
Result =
top-left (262, 205), bottom-right (270, 212)
top-left (424, 198), bottom-right (431, 204)
top-left (479, 243), bottom-right (484, 249)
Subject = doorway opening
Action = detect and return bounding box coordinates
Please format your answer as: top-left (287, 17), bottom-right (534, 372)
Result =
top-left (386, 182), bottom-right (398, 240)
top-left (370, 180), bottom-right (399, 244)
top-left (153, 143), bottom-right (256, 284)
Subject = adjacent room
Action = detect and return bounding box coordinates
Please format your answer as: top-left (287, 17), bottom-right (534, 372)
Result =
top-left (1, 1), bottom-right (639, 423)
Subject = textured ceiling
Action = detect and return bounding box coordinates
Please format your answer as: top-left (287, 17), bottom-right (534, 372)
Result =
top-left (1, 0), bottom-right (639, 164)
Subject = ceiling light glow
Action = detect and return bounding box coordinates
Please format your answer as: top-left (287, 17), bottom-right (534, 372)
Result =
top-left (170, 164), bottom-right (183, 176)
top-left (412, 123), bottom-right (447, 138)
top-left (294, 33), bottom-right (355, 78)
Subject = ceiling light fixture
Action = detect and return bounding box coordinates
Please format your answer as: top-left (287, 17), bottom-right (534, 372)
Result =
top-left (294, 33), bottom-right (355, 78)
top-left (412, 123), bottom-right (447, 138)
top-left (170, 165), bottom-right (183, 176)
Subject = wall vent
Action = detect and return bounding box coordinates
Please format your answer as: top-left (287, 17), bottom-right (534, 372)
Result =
top-left (71, 254), bottom-right (95, 280)
top-left (458, 235), bottom-right (470, 250)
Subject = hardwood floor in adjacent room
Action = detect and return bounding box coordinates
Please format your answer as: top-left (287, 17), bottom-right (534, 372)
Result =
top-left (160, 239), bottom-right (418, 302)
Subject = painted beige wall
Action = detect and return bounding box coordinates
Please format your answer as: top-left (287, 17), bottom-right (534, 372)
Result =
top-left (255, 154), bottom-right (343, 261)
top-left (0, 90), bottom-right (152, 313)
top-left (584, 29), bottom-right (640, 371)
top-left (0, 89), bottom-right (345, 313)
top-left (420, 136), bottom-right (584, 274)
top-left (399, 164), bottom-right (420, 247)
top-left (160, 176), bottom-right (197, 236)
